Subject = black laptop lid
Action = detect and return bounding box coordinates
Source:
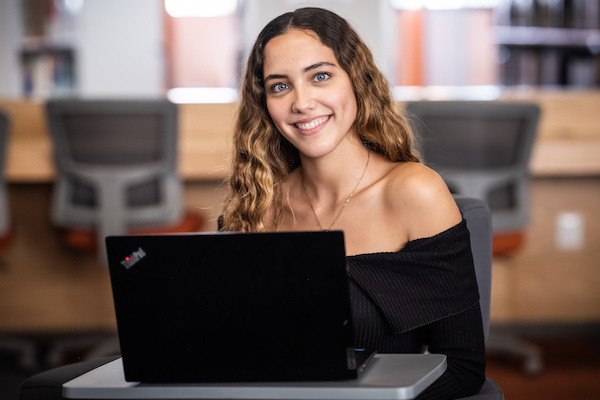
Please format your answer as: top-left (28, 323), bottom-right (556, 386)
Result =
top-left (106, 231), bottom-right (358, 383)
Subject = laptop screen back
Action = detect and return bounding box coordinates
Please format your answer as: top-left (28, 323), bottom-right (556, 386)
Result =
top-left (106, 231), bottom-right (358, 383)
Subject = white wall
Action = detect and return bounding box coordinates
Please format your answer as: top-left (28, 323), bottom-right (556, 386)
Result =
top-left (76, 0), bottom-right (165, 98)
top-left (423, 9), bottom-right (498, 86)
top-left (0, 0), bottom-right (23, 98)
top-left (242, 0), bottom-right (396, 82)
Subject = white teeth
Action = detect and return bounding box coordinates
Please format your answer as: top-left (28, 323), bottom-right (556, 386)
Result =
top-left (296, 116), bottom-right (328, 130)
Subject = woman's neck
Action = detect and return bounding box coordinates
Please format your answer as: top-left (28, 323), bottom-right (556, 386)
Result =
top-left (299, 144), bottom-right (371, 204)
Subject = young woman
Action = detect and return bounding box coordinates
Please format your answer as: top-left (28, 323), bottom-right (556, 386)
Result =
top-left (220, 7), bottom-right (485, 399)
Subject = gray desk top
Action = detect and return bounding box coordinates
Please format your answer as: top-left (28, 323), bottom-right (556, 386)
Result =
top-left (63, 354), bottom-right (446, 400)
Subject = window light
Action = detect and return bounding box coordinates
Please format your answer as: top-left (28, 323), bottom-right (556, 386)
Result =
top-left (391, 0), bottom-right (501, 9)
top-left (165, 0), bottom-right (238, 18)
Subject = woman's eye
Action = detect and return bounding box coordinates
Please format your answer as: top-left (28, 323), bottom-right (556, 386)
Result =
top-left (271, 83), bottom-right (289, 93)
top-left (314, 72), bottom-right (330, 82)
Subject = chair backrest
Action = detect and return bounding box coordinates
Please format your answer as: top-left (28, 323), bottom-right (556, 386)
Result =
top-left (406, 101), bottom-right (540, 233)
top-left (454, 196), bottom-right (493, 341)
top-left (0, 110), bottom-right (10, 238)
top-left (456, 196), bottom-right (505, 398)
top-left (45, 99), bottom-right (183, 252)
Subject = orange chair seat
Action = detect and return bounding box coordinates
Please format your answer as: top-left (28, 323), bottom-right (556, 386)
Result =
top-left (0, 229), bottom-right (13, 252)
top-left (493, 230), bottom-right (525, 256)
top-left (62, 211), bottom-right (205, 252)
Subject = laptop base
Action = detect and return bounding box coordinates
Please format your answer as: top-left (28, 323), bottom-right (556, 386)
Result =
top-left (63, 354), bottom-right (446, 400)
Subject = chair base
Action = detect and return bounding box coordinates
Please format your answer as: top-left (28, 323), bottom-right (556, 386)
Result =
top-left (487, 330), bottom-right (543, 375)
top-left (490, 231), bottom-right (544, 376)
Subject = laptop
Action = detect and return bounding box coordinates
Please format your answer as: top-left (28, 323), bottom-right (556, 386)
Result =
top-left (105, 230), bottom-right (376, 384)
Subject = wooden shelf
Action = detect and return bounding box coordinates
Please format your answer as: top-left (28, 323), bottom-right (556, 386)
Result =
top-left (499, 88), bottom-right (600, 176)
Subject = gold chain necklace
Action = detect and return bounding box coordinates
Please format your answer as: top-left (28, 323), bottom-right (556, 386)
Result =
top-left (301, 151), bottom-right (370, 231)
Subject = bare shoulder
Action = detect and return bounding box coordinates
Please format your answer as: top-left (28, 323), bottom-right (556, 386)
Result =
top-left (383, 162), bottom-right (462, 241)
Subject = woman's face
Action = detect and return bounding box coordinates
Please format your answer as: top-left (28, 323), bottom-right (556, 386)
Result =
top-left (263, 29), bottom-right (358, 159)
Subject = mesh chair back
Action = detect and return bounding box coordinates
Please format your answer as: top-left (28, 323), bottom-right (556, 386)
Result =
top-left (406, 101), bottom-right (540, 233)
top-left (46, 99), bottom-right (182, 245)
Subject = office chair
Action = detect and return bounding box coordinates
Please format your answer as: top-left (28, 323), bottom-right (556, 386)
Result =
top-left (19, 197), bottom-right (503, 400)
top-left (405, 101), bottom-right (542, 375)
top-left (45, 99), bottom-right (202, 262)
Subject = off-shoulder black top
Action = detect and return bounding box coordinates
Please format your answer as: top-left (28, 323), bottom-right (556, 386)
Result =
top-left (346, 219), bottom-right (485, 399)
top-left (217, 217), bottom-right (486, 398)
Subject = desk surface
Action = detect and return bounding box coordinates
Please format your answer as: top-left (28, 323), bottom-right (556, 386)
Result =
top-left (63, 354), bottom-right (446, 400)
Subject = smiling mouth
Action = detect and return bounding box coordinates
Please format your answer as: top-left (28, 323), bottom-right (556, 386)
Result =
top-left (295, 116), bottom-right (330, 130)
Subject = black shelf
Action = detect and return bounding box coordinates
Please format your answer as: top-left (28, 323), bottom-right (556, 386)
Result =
top-left (495, 26), bottom-right (600, 50)
top-left (495, 0), bottom-right (600, 87)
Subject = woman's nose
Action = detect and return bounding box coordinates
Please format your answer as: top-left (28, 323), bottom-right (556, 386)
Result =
top-left (291, 85), bottom-right (315, 113)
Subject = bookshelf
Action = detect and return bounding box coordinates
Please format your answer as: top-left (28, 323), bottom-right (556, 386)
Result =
top-left (18, 0), bottom-right (78, 99)
top-left (20, 40), bottom-right (76, 99)
top-left (495, 0), bottom-right (600, 87)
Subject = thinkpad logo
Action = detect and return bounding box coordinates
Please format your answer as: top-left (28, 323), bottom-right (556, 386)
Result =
top-left (121, 247), bottom-right (147, 269)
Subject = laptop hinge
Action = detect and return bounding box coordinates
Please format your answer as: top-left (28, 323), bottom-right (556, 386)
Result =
top-left (347, 347), bottom-right (356, 370)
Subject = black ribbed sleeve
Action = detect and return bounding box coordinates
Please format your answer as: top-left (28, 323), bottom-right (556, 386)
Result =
top-left (346, 220), bottom-right (486, 399)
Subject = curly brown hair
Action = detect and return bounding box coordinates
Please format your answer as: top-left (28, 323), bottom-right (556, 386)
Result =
top-left (220, 7), bottom-right (420, 232)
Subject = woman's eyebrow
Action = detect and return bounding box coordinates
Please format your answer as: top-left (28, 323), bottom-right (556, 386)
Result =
top-left (264, 61), bottom-right (338, 83)
top-left (304, 61), bottom-right (337, 72)
top-left (263, 73), bottom-right (287, 83)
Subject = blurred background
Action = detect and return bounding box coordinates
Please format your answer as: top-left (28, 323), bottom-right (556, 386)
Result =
top-left (0, 0), bottom-right (599, 399)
